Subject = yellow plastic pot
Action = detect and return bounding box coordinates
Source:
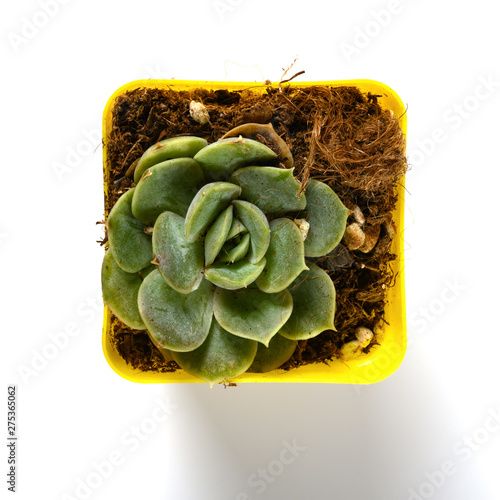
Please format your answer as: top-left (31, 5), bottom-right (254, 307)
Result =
top-left (102, 79), bottom-right (407, 384)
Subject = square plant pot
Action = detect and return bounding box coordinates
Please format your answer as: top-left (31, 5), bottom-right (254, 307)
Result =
top-left (101, 78), bottom-right (407, 384)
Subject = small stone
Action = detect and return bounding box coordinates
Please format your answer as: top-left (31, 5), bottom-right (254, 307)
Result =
top-left (340, 326), bottom-right (374, 360)
top-left (189, 101), bottom-right (210, 125)
top-left (294, 218), bottom-right (310, 241)
top-left (339, 340), bottom-right (361, 360)
top-left (359, 224), bottom-right (381, 253)
top-left (355, 326), bottom-right (374, 348)
top-left (352, 205), bottom-right (365, 225)
top-left (344, 223), bottom-right (365, 250)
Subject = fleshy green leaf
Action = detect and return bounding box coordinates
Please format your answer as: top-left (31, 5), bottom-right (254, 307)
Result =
top-left (247, 334), bottom-right (297, 373)
top-left (131, 158), bottom-right (205, 225)
top-left (107, 188), bottom-right (153, 273)
top-left (153, 212), bottom-right (204, 294)
top-left (134, 136), bottom-right (208, 183)
top-left (256, 218), bottom-right (308, 293)
top-left (185, 182), bottom-right (240, 242)
top-left (214, 287), bottom-right (293, 346)
top-left (193, 137), bottom-right (278, 181)
top-left (303, 179), bottom-right (349, 257)
top-left (219, 233), bottom-right (250, 263)
top-left (138, 270), bottom-right (215, 352)
top-left (226, 218), bottom-right (248, 240)
top-left (172, 319), bottom-right (257, 387)
top-left (232, 200), bottom-right (270, 264)
top-left (205, 258), bottom-right (266, 290)
top-left (204, 206), bottom-right (233, 266)
top-left (278, 263), bottom-right (336, 340)
top-left (101, 251), bottom-right (148, 330)
top-left (231, 167), bottom-right (306, 214)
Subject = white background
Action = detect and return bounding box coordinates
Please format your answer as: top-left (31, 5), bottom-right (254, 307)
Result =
top-left (2, 1), bottom-right (500, 499)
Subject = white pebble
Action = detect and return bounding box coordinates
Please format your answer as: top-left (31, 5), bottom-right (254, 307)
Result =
top-left (189, 101), bottom-right (210, 125)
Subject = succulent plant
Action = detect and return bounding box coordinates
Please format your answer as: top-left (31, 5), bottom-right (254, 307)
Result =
top-left (102, 130), bottom-right (349, 385)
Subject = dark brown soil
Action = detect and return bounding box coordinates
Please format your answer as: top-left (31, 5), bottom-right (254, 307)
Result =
top-left (101, 82), bottom-right (407, 374)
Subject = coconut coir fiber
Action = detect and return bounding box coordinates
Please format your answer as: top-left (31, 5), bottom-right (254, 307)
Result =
top-left (102, 83), bottom-right (407, 374)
